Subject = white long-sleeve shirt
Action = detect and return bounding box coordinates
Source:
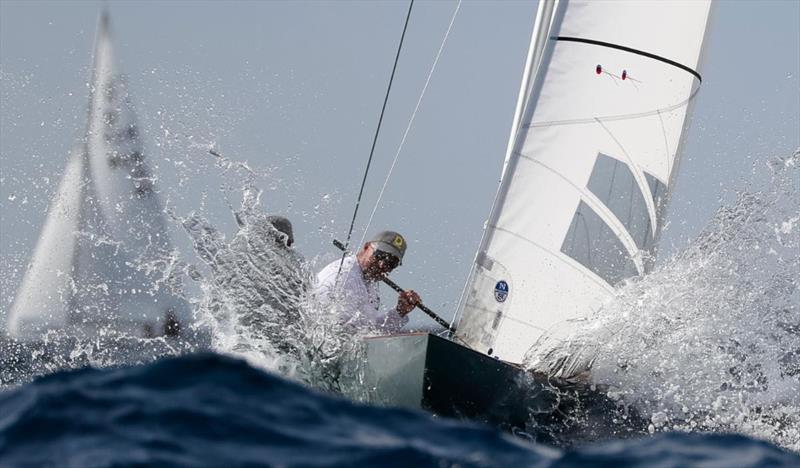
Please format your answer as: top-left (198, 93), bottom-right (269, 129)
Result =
top-left (315, 256), bottom-right (408, 332)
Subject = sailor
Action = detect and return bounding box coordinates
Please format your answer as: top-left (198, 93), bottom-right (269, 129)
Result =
top-left (315, 231), bottom-right (420, 332)
top-left (183, 210), bottom-right (311, 358)
top-left (235, 212), bottom-right (294, 249)
top-left (226, 213), bottom-right (309, 352)
top-left (264, 215), bottom-right (295, 248)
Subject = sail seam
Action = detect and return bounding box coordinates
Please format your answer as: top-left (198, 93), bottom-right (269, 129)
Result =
top-left (526, 85), bottom-right (699, 129)
top-left (555, 36), bottom-right (702, 82)
top-left (513, 153), bottom-right (645, 274)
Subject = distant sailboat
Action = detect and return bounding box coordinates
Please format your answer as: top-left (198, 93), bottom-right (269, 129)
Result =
top-left (357, 0), bottom-right (712, 433)
top-left (7, 12), bottom-right (192, 341)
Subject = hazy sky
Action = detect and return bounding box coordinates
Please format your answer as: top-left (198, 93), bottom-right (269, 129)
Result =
top-left (1, 0), bottom-right (798, 328)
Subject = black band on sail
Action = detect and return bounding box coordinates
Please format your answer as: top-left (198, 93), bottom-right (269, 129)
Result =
top-left (555, 36), bottom-right (702, 82)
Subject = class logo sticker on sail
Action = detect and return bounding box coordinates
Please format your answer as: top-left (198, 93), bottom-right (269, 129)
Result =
top-left (494, 280), bottom-right (509, 303)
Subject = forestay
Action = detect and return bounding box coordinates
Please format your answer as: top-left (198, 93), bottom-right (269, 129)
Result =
top-left (7, 12), bottom-right (190, 340)
top-left (455, 0), bottom-right (712, 363)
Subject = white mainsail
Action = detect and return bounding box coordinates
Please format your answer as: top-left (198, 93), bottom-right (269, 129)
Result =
top-left (456, 0), bottom-right (712, 363)
top-left (7, 12), bottom-right (191, 340)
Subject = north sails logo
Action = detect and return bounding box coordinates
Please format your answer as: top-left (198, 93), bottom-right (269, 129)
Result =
top-left (494, 280), bottom-right (509, 303)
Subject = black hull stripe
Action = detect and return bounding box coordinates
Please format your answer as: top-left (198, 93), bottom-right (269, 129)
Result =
top-left (556, 36), bottom-right (702, 82)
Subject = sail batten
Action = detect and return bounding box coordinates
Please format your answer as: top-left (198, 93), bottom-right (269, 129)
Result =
top-left (456, 0), bottom-right (712, 363)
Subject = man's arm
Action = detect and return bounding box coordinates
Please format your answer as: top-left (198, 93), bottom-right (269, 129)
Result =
top-left (380, 306), bottom-right (409, 332)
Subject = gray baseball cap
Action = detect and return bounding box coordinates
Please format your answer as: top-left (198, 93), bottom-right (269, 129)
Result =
top-left (369, 230), bottom-right (407, 263)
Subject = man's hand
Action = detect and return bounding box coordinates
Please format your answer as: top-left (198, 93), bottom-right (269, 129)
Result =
top-left (396, 290), bottom-right (421, 316)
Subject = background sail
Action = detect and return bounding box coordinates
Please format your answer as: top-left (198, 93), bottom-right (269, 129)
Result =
top-left (7, 12), bottom-right (191, 340)
top-left (7, 146), bottom-right (85, 337)
top-left (83, 12), bottom-right (191, 331)
top-left (456, 0), bottom-right (712, 363)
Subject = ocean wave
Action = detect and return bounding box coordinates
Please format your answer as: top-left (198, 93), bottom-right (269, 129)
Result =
top-left (1, 353), bottom-right (797, 467)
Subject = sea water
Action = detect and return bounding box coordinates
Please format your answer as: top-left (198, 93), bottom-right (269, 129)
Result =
top-left (1, 151), bottom-right (798, 466)
top-left (526, 149), bottom-right (800, 453)
top-left (1, 353), bottom-right (798, 467)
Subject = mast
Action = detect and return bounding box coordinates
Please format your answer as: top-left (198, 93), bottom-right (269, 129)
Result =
top-left (453, 0), bottom-right (567, 352)
top-left (455, 0), bottom-right (713, 363)
top-left (497, 0), bottom-right (559, 181)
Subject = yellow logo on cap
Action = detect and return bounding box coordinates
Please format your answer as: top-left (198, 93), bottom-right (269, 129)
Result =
top-left (392, 235), bottom-right (405, 248)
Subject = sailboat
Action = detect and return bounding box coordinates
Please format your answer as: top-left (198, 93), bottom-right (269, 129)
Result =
top-left (355, 0), bottom-right (712, 434)
top-left (6, 12), bottom-right (194, 342)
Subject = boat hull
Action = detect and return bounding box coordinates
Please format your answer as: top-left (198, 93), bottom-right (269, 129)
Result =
top-left (357, 333), bottom-right (647, 444)
top-left (362, 333), bottom-right (537, 428)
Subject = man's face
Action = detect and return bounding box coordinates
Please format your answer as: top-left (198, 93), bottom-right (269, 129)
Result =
top-left (364, 243), bottom-right (400, 278)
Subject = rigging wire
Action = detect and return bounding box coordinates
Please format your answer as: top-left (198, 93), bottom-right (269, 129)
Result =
top-left (358, 0), bottom-right (463, 247)
top-left (336, 0), bottom-right (415, 278)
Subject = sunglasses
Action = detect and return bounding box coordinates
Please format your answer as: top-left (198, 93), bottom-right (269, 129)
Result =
top-left (373, 250), bottom-right (400, 269)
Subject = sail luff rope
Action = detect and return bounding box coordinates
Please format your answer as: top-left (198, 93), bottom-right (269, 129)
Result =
top-left (358, 0), bottom-right (462, 247)
top-left (336, 0), bottom-right (414, 280)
